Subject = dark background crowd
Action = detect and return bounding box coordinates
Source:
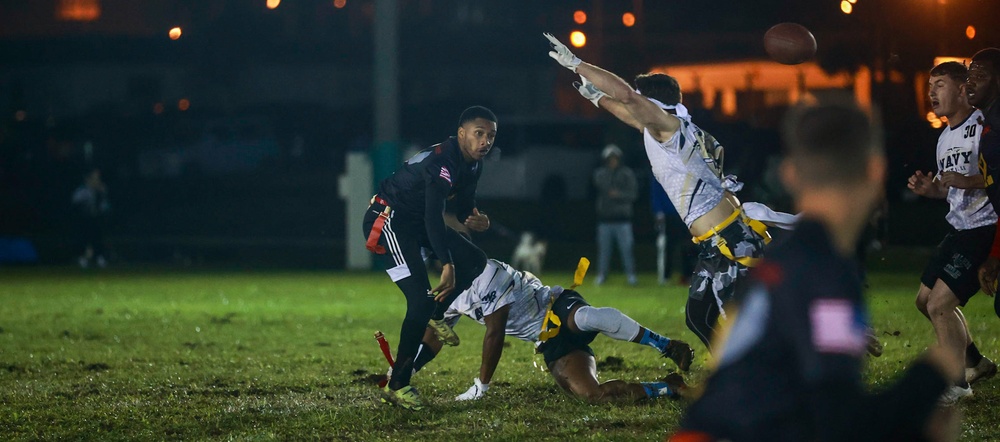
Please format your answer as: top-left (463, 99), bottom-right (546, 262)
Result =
top-left (1, 0), bottom-right (995, 270)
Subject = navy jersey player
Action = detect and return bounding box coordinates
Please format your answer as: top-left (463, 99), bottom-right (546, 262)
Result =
top-left (544, 33), bottom-right (796, 351)
top-left (396, 258), bottom-right (693, 404)
top-left (908, 61), bottom-right (997, 404)
top-left (362, 106), bottom-right (495, 409)
top-left (969, 49), bottom-right (1000, 319)
top-left (672, 101), bottom-right (958, 442)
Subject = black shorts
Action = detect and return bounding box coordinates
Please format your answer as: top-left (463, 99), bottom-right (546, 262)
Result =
top-left (537, 290), bottom-right (599, 366)
top-left (920, 224), bottom-right (996, 305)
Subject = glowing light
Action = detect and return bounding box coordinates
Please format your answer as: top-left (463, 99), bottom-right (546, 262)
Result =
top-left (622, 12), bottom-right (636, 27)
top-left (848, 0), bottom-right (857, 3)
top-left (573, 10), bottom-right (587, 24)
top-left (570, 31), bottom-right (586, 48)
top-left (14, 110), bottom-right (26, 122)
top-left (334, 0), bottom-right (346, 8)
top-left (966, 25), bottom-right (976, 40)
top-left (57, 0), bottom-right (101, 22)
top-left (178, 99), bottom-right (191, 111)
top-left (926, 111), bottom-right (937, 122)
top-left (841, 0), bottom-right (853, 14)
top-left (153, 103), bottom-right (164, 114)
top-left (168, 27), bottom-right (182, 40)
top-left (267, 0), bottom-right (280, 9)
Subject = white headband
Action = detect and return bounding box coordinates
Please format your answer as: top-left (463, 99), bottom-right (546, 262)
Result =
top-left (636, 89), bottom-right (689, 118)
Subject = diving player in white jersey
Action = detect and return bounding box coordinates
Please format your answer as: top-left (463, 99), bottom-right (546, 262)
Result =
top-left (400, 259), bottom-right (694, 403)
top-left (544, 33), bottom-right (796, 351)
top-left (908, 61), bottom-right (998, 405)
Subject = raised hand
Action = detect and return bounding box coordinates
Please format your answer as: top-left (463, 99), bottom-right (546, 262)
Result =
top-left (543, 33), bottom-right (581, 72)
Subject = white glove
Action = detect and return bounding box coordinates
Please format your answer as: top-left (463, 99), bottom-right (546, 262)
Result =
top-left (455, 377), bottom-right (489, 401)
top-left (544, 33), bottom-right (581, 72)
top-left (573, 76), bottom-right (606, 107)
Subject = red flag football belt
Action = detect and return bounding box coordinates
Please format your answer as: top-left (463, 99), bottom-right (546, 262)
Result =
top-left (366, 195), bottom-right (391, 254)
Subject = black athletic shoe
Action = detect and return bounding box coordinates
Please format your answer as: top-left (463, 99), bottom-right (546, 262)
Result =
top-left (662, 340), bottom-right (694, 372)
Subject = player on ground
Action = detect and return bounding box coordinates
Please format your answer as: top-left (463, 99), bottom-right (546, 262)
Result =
top-left (970, 49), bottom-right (1000, 320)
top-left (672, 99), bottom-right (960, 442)
top-left (362, 106), bottom-right (495, 410)
top-left (908, 61), bottom-right (997, 404)
top-left (397, 258), bottom-right (694, 404)
top-left (544, 33), bottom-right (795, 351)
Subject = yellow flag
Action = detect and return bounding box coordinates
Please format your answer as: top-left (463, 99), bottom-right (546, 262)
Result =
top-left (570, 257), bottom-right (590, 289)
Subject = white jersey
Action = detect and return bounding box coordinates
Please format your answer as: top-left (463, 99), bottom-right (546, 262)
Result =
top-left (936, 109), bottom-right (996, 230)
top-left (643, 105), bottom-right (732, 226)
top-left (443, 259), bottom-right (554, 342)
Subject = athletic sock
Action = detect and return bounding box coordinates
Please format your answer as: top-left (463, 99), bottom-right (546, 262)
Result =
top-left (638, 328), bottom-right (671, 353)
top-left (641, 382), bottom-right (673, 399)
top-left (967, 342), bottom-right (984, 367)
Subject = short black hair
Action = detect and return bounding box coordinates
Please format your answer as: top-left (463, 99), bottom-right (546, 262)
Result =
top-left (634, 73), bottom-right (682, 105)
top-left (930, 61), bottom-right (968, 83)
top-left (458, 106), bottom-right (497, 127)
top-left (782, 98), bottom-right (883, 186)
top-left (972, 48), bottom-right (1000, 73)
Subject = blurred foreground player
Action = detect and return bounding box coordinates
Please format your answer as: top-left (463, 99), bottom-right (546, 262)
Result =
top-left (362, 106), bottom-right (494, 409)
top-left (672, 100), bottom-right (959, 441)
top-left (400, 258), bottom-right (694, 404)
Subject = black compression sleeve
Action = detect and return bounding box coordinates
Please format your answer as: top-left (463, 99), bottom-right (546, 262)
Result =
top-left (425, 179), bottom-right (453, 265)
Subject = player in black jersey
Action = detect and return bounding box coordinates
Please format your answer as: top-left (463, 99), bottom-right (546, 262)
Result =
top-left (672, 100), bottom-right (958, 442)
top-left (969, 48), bottom-right (1000, 321)
top-left (362, 106), bottom-right (496, 409)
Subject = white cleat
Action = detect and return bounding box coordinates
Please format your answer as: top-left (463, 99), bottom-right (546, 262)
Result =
top-left (937, 385), bottom-right (972, 406)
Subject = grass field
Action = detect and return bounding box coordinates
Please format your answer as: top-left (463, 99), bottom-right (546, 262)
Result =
top-left (1, 268), bottom-right (998, 441)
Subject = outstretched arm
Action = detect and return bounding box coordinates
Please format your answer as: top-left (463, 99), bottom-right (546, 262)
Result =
top-left (545, 33), bottom-right (679, 141)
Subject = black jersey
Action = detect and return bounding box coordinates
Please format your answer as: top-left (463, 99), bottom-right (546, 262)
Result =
top-left (376, 137), bottom-right (481, 264)
top-left (680, 220), bottom-right (947, 442)
top-left (978, 102), bottom-right (1000, 213)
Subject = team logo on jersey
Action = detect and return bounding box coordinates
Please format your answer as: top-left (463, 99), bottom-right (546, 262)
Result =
top-left (439, 166), bottom-right (452, 184)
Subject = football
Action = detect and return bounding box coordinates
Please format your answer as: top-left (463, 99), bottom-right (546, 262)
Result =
top-left (763, 22), bottom-right (817, 65)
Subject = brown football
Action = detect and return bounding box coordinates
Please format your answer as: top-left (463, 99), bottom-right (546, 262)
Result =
top-left (763, 22), bottom-right (817, 65)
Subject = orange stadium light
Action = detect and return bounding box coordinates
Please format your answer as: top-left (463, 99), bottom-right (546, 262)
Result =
top-left (573, 10), bottom-right (587, 25)
top-left (841, 0), bottom-right (853, 14)
top-left (966, 25), bottom-right (976, 40)
top-left (570, 31), bottom-right (586, 48)
top-left (334, 0), bottom-right (347, 9)
top-left (267, 0), bottom-right (280, 9)
top-left (168, 27), bottom-right (182, 40)
top-left (622, 12), bottom-right (636, 27)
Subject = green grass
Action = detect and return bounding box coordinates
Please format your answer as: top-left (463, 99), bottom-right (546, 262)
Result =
top-left (1, 269), bottom-right (998, 441)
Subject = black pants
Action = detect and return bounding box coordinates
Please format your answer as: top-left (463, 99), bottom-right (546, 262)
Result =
top-left (362, 204), bottom-right (486, 389)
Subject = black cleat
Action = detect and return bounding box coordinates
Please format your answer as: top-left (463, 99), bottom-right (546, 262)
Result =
top-left (662, 340), bottom-right (694, 372)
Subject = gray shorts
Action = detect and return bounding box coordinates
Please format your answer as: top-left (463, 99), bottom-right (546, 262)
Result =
top-left (689, 218), bottom-right (767, 307)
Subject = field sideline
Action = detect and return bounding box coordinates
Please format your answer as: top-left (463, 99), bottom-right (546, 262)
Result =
top-left (1, 268), bottom-right (998, 441)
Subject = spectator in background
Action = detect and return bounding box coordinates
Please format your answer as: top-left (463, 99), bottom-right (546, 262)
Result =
top-left (593, 144), bottom-right (638, 286)
top-left (651, 175), bottom-right (696, 286)
top-left (72, 168), bottom-right (110, 268)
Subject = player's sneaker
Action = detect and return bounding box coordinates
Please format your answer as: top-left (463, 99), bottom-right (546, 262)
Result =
top-left (966, 356), bottom-right (997, 386)
top-left (662, 340), bottom-right (694, 372)
top-left (937, 384), bottom-right (972, 406)
top-left (381, 385), bottom-right (423, 410)
top-left (428, 318), bottom-right (460, 346)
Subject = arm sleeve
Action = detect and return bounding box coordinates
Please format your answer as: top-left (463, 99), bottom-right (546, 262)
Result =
top-left (425, 171), bottom-right (454, 265)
